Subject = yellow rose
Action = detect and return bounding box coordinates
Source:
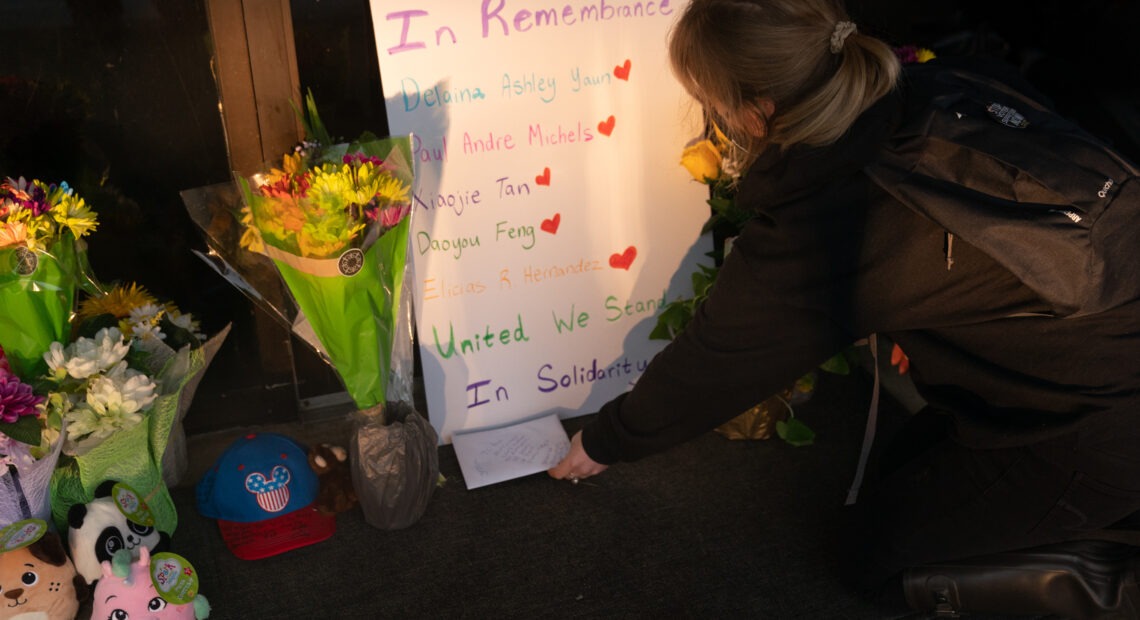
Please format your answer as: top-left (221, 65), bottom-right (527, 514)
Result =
top-left (680, 139), bottom-right (722, 183)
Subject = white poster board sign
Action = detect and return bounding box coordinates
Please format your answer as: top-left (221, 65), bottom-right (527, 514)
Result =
top-left (370, 0), bottom-right (710, 443)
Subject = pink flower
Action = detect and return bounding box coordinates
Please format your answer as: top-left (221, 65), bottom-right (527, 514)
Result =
top-left (379, 203), bottom-right (410, 228)
top-left (0, 344), bottom-right (10, 379)
top-left (0, 377), bottom-right (43, 424)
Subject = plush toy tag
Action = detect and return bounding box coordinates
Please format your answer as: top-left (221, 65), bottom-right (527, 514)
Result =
top-left (112, 482), bottom-right (156, 527)
top-left (150, 552), bottom-right (200, 605)
top-left (0, 518), bottom-right (47, 552)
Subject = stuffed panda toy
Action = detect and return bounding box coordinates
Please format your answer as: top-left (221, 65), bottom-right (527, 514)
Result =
top-left (67, 480), bottom-right (171, 584)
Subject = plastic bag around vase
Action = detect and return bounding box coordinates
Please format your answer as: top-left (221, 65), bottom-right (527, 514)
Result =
top-left (351, 401), bottom-right (439, 530)
top-left (0, 420), bottom-right (66, 527)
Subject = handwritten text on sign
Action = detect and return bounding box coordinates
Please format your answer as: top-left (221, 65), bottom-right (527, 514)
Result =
top-left (371, 0), bottom-right (710, 443)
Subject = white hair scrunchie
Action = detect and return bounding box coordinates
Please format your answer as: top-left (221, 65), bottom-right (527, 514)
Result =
top-left (830, 20), bottom-right (857, 54)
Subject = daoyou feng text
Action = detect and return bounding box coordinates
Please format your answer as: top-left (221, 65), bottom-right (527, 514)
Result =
top-left (536, 356), bottom-right (650, 394)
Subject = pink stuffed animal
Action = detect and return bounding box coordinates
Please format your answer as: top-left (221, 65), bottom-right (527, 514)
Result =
top-left (91, 547), bottom-right (210, 619)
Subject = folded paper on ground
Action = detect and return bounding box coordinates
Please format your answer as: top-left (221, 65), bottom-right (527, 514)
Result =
top-left (452, 413), bottom-right (570, 490)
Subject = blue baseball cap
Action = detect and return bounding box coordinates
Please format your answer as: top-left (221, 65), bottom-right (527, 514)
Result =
top-left (196, 432), bottom-right (335, 560)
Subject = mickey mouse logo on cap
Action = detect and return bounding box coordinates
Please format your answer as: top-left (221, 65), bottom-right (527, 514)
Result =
top-left (195, 432), bottom-right (335, 560)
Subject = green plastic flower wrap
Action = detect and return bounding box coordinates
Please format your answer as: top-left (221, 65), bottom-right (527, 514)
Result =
top-left (237, 132), bottom-right (416, 411)
top-left (184, 99), bottom-right (433, 530)
top-left (47, 339), bottom-right (209, 534)
top-left (0, 178), bottom-right (99, 379)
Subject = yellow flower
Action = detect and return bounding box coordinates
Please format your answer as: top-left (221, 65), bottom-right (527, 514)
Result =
top-left (237, 206), bottom-right (266, 254)
top-left (52, 193), bottom-right (99, 239)
top-left (916, 48), bottom-right (937, 63)
top-left (263, 152), bottom-right (304, 187)
top-left (78, 282), bottom-right (158, 321)
top-left (680, 139), bottom-right (723, 184)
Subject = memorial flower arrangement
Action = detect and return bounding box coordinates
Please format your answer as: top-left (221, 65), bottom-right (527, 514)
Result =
top-left (36, 283), bottom-right (224, 533)
top-left (0, 177), bottom-right (99, 378)
top-left (0, 344), bottom-right (65, 526)
top-left (235, 93), bottom-right (416, 412)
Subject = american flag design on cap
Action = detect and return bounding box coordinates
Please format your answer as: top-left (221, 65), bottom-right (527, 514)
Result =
top-left (244, 465), bottom-right (292, 513)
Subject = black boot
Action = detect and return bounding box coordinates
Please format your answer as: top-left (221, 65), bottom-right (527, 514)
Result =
top-left (903, 540), bottom-right (1140, 619)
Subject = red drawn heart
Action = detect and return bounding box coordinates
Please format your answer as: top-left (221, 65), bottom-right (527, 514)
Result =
top-left (541, 213), bottom-right (561, 234)
top-left (613, 59), bottom-right (632, 80)
top-left (535, 167), bottom-right (551, 186)
top-left (609, 246), bottom-right (637, 270)
top-left (598, 115), bottom-right (616, 137)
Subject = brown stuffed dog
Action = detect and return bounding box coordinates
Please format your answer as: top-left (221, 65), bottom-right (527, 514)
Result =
top-left (308, 443), bottom-right (357, 516)
top-left (0, 530), bottom-right (89, 619)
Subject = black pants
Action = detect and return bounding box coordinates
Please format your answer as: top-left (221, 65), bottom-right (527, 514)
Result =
top-left (845, 407), bottom-right (1140, 594)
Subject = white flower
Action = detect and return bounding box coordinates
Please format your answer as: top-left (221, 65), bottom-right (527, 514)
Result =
top-left (63, 403), bottom-right (141, 454)
top-left (130, 320), bottom-right (166, 342)
top-left (128, 303), bottom-right (164, 326)
top-left (168, 310), bottom-right (206, 342)
top-left (63, 328), bottom-right (129, 379)
top-left (43, 342), bottom-right (70, 379)
top-left (86, 361), bottom-right (157, 416)
top-left (62, 361), bottom-right (155, 455)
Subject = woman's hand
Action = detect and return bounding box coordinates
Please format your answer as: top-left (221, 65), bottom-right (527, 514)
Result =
top-left (548, 430), bottom-right (608, 483)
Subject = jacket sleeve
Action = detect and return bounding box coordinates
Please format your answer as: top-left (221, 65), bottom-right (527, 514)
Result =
top-left (580, 216), bottom-right (859, 464)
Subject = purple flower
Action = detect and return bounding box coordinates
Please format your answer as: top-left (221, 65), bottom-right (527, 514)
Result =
top-left (0, 377), bottom-right (43, 424)
top-left (893, 45), bottom-right (919, 64)
top-left (0, 177), bottom-right (52, 216)
top-left (342, 153), bottom-right (384, 167)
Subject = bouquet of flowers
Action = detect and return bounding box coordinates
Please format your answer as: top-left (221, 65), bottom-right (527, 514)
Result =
top-left (0, 177), bottom-right (98, 378)
top-left (0, 344), bottom-right (65, 526)
top-left (187, 95), bottom-right (434, 531)
top-left (43, 284), bottom-right (226, 533)
top-left (73, 282), bottom-right (230, 487)
top-left (234, 94), bottom-right (416, 413)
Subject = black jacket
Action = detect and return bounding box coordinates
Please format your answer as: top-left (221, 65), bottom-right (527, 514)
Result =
top-left (582, 70), bottom-right (1140, 465)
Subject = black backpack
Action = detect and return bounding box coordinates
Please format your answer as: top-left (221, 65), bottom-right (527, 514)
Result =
top-left (865, 62), bottom-right (1140, 318)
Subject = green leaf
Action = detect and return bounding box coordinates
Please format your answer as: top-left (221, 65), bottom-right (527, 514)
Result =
top-left (818, 352), bottom-right (851, 375)
top-left (290, 89), bottom-right (334, 148)
top-left (707, 196), bottom-right (734, 214)
top-left (0, 415), bottom-right (43, 446)
top-left (776, 418), bottom-right (816, 447)
top-left (650, 303), bottom-right (693, 340)
top-left (159, 315), bottom-right (200, 351)
top-left (699, 214), bottom-right (722, 235)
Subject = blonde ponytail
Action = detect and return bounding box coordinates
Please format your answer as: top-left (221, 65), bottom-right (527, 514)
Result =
top-left (669, 0), bottom-right (901, 170)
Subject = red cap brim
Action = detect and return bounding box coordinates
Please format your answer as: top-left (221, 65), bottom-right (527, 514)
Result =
top-left (216, 502), bottom-right (336, 560)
